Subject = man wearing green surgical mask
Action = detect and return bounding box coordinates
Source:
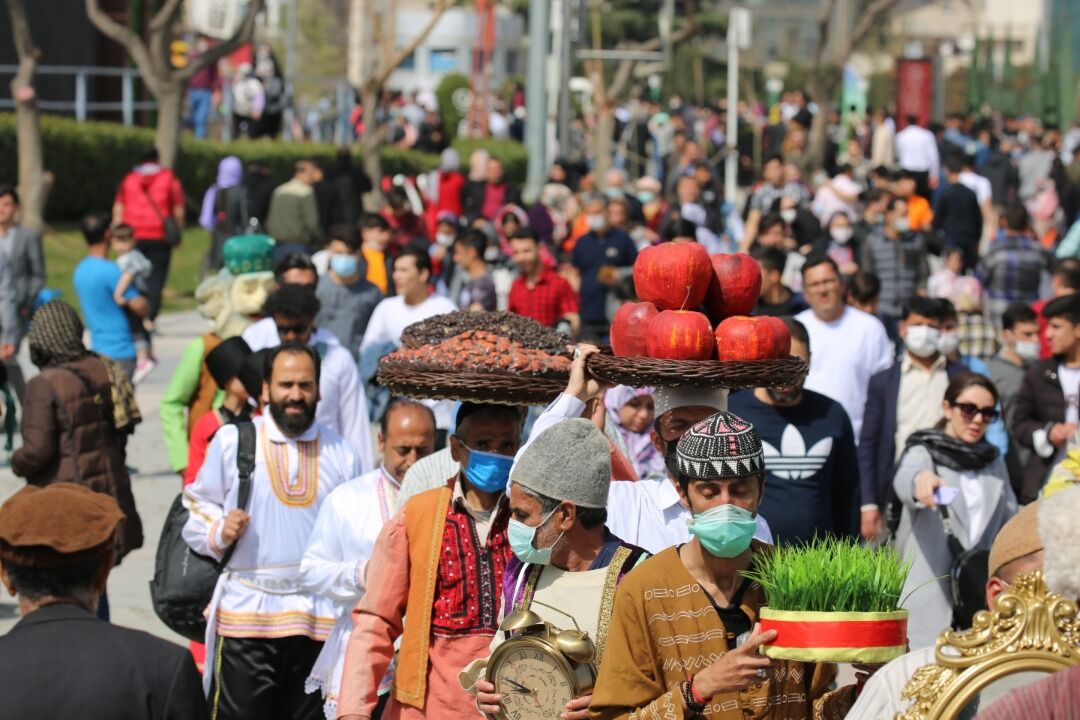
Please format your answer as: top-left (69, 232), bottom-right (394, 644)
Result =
top-left (336, 403), bottom-right (523, 720)
top-left (591, 410), bottom-right (867, 719)
top-left (462, 418), bottom-right (648, 720)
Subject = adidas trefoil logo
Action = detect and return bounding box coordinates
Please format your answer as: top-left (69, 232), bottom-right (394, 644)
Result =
top-left (761, 424), bottom-right (832, 480)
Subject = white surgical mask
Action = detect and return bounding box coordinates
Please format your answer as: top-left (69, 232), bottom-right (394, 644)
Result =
top-left (1014, 339), bottom-right (1040, 362)
top-left (435, 231), bottom-right (455, 247)
top-left (780, 209), bottom-right (797, 224)
top-left (905, 325), bottom-right (941, 358)
top-left (587, 214), bottom-right (606, 231)
top-left (831, 227), bottom-right (854, 244)
top-left (894, 218), bottom-right (911, 233)
top-left (484, 245), bottom-right (500, 262)
top-left (938, 330), bottom-right (961, 356)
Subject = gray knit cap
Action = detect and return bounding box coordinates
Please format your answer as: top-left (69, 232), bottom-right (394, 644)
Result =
top-left (511, 419), bottom-right (611, 508)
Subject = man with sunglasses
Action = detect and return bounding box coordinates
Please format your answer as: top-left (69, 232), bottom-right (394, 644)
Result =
top-left (248, 283), bottom-right (374, 472)
top-left (1012, 293), bottom-right (1080, 503)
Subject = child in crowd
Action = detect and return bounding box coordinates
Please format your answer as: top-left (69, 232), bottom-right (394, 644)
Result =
top-left (928, 247), bottom-right (965, 300)
top-left (110, 224), bottom-right (155, 383)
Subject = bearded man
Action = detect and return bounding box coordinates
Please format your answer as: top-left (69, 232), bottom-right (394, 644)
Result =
top-left (183, 342), bottom-right (362, 720)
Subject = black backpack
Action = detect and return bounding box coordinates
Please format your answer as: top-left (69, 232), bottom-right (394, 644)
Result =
top-left (149, 421), bottom-right (256, 641)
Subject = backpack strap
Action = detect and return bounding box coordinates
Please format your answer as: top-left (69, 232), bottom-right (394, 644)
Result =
top-left (220, 420), bottom-right (256, 568)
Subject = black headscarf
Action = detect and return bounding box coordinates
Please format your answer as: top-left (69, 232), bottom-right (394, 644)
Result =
top-left (904, 428), bottom-right (999, 472)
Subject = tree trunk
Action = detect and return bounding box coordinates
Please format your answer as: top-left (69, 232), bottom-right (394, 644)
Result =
top-left (360, 83), bottom-right (383, 211)
top-left (7, 0), bottom-right (49, 231)
top-left (155, 83), bottom-right (184, 168)
top-left (806, 75), bottom-right (839, 171)
top-left (592, 108), bottom-right (615, 191)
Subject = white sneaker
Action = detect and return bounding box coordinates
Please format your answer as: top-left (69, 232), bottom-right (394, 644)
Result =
top-left (132, 357), bottom-right (157, 385)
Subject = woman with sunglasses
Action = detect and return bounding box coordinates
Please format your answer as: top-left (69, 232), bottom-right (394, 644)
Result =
top-left (892, 373), bottom-right (1019, 650)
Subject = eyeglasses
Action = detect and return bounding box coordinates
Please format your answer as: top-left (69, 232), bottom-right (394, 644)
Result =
top-left (952, 402), bottom-right (1000, 423)
top-left (276, 323), bottom-right (311, 337)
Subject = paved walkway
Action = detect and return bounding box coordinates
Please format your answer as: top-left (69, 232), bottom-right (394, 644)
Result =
top-left (0, 311), bottom-right (209, 643)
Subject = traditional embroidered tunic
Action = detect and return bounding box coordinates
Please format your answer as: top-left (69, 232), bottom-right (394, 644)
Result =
top-left (301, 466), bottom-right (401, 719)
top-left (589, 546), bottom-right (855, 720)
top-left (182, 414), bottom-right (362, 692)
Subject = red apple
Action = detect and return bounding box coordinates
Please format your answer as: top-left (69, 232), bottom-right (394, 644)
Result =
top-left (646, 310), bottom-right (716, 360)
top-left (633, 242), bottom-right (713, 311)
top-left (610, 301), bottom-right (659, 357)
top-left (703, 253), bottom-right (763, 322)
top-left (714, 315), bottom-right (792, 361)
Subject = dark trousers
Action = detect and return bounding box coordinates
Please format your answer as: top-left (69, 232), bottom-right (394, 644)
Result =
top-left (136, 240), bottom-right (172, 320)
top-left (209, 635), bottom-right (324, 720)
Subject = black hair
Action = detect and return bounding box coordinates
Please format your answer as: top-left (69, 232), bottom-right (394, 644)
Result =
top-left (262, 283), bottom-right (321, 321)
top-left (886, 195), bottom-right (908, 213)
top-left (938, 298), bottom-right (958, 321)
top-left (0, 184), bottom-right (19, 205)
top-left (380, 397), bottom-right (437, 436)
top-left (1005, 204), bottom-right (1029, 232)
top-left (763, 153), bottom-right (784, 168)
top-left (140, 146), bottom-right (160, 164)
top-left (454, 228), bottom-right (488, 258)
top-left (359, 213), bottom-right (391, 232)
top-left (758, 211), bottom-right (787, 236)
top-left (386, 186), bottom-right (409, 210)
top-left (750, 244), bottom-right (787, 274)
top-left (273, 253), bottom-right (317, 284)
top-left (943, 372), bottom-right (1000, 409)
top-left (509, 227), bottom-right (540, 244)
top-left (848, 271), bottom-right (881, 305)
top-left (237, 348), bottom-right (271, 401)
top-left (781, 317), bottom-right (809, 349)
top-left (264, 341), bottom-right (322, 386)
top-left (906, 114), bottom-right (919, 126)
top-left (944, 152), bottom-right (966, 175)
top-left (1002, 302), bottom-right (1038, 331)
top-left (902, 296), bottom-right (946, 322)
top-left (1051, 258), bottom-right (1080, 291)
top-left (328, 224), bottom-right (361, 252)
top-left (455, 402), bottom-right (524, 435)
top-left (6, 556), bottom-right (104, 603)
top-left (394, 248), bottom-right (433, 278)
top-left (800, 253), bottom-right (840, 278)
top-left (871, 166), bottom-right (895, 182)
top-left (664, 218), bottom-right (699, 241)
top-left (1043, 293), bottom-right (1080, 325)
top-left (80, 212), bottom-right (111, 246)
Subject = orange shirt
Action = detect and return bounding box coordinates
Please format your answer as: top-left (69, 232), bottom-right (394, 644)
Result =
top-left (908, 195), bottom-right (934, 232)
top-left (363, 246), bottom-right (388, 294)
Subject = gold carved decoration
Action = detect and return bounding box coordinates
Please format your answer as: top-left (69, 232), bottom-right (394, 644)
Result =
top-left (898, 571), bottom-right (1080, 720)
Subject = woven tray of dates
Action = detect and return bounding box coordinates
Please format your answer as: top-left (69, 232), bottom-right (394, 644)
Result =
top-left (377, 330), bottom-right (571, 405)
top-left (400, 311), bottom-right (572, 355)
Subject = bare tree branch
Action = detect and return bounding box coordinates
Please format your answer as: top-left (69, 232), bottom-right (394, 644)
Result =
top-left (178, 0), bottom-right (267, 81)
top-left (7, 0), bottom-right (38, 88)
top-left (608, 21), bottom-right (698, 100)
top-left (849, 0), bottom-right (901, 51)
top-left (84, 0), bottom-right (163, 93)
top-left (149, 0), bottom-right (185, 32)
top-left (812, 0), bottom-right (840, 73)
top-left (373, 0), bottom-right (451, 88)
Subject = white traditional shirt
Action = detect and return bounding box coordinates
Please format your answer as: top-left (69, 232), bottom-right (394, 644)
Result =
top-left (182, 414), bottom-right (361, 691)
top-left (301, 466), bottom-right (400, 719)
top-left (242, 317), bottom-right (374, 471)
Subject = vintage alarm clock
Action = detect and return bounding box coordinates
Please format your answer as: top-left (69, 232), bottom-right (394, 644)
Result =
top-left (485, 603), bottom-right (597, 720)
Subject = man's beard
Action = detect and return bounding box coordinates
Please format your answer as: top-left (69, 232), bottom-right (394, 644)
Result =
top-left (269, 398), bottom-right (317, 436)
top-left (767, 386), bottom-right (803, 406)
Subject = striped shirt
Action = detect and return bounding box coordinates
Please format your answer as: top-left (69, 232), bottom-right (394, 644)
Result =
top-left (975, 664), bottom-right (1080, 719)
top-left (860, 228), bottom-right (929, 317)
top-left (977, 233), bottom-right (1048, 302)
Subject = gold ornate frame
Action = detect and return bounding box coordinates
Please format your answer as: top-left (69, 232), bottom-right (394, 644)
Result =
top-left (899, 571), bottom-right (1080, 720)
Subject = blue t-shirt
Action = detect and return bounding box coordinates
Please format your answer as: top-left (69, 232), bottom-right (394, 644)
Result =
top-left (73, 256), bottom-right (138, 360)
top-left (728, 388), bottom-right (861, 546)
top-left (571, 229), bottom-right (637, 323)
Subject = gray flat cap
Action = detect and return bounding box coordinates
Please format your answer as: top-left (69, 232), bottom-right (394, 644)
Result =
top-left (511, 419), bottom-right (611, 508)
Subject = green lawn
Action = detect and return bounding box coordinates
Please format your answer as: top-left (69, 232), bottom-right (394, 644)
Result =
top-left (45, 226), bottom-right (211, 314)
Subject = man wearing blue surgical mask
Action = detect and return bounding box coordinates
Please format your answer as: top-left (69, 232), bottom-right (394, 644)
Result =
top-left (336, 403), bottom-right (523, 720)
top-left (463, 416), bottom-right (648, 720)
top-left (591, 410), bottom-right (870, 719)
top-left (315, 225), bottom-right (382, 362)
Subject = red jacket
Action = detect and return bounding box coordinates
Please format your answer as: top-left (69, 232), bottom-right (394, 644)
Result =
top-left (115, 164), bottom-right (184, 241)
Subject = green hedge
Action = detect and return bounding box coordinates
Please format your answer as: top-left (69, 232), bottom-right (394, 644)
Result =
top-left (0, 113), bottom-right (528, 221)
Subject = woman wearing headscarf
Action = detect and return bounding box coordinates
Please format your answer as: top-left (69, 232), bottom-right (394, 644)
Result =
top-left (12, 301), bottom-right (144, 601)
top-left (199, 156), bottom-right (245, 273)
top-left (604, 385), bottom-right (665, 480)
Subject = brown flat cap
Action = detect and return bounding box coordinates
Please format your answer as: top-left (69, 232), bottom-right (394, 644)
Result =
top-left (0, 484), bottom-right (124, 568)
top-left (988, 501), bottom-right (1044, 578)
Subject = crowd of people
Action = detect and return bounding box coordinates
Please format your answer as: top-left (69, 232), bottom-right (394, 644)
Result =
top-left (2, 95), bottom-right (1080, 720)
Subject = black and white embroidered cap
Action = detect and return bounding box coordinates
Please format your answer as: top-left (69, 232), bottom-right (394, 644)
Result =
top-left (675, 411), bottom-right (765, 479)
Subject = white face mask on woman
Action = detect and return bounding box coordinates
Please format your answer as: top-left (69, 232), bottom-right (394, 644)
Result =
top-left (937, 330), bottom-right (961, 356)
top-left (831, 226), bottom-right (854, 245)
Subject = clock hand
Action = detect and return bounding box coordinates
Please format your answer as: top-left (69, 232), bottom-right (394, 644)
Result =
top-left (505, 678), bottom-right (533, 693)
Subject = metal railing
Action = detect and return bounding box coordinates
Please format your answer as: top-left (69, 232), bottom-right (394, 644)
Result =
top-left (0, 65), bottom-right (157, 126)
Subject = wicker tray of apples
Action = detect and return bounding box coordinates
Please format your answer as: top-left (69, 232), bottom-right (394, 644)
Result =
top-left (585, 243), bottom-right (807, 390)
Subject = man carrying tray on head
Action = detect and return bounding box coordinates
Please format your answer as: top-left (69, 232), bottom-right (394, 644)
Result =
top-left (588, 410), bottom-right (863, 720)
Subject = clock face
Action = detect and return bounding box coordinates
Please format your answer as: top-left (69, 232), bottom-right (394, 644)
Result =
top-left (491, 643), bottom-right (575, 720)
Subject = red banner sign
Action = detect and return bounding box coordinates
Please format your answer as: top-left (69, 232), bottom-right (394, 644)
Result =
top-left (896, 59), bottom-right (934, 129)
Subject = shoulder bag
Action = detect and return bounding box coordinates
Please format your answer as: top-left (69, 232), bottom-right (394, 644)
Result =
top-left (138, 177), bottom-right (182, 248)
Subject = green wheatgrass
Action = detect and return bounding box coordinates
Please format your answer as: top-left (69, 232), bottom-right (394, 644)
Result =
top-left (742, 537), bottom-right (913, 613)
